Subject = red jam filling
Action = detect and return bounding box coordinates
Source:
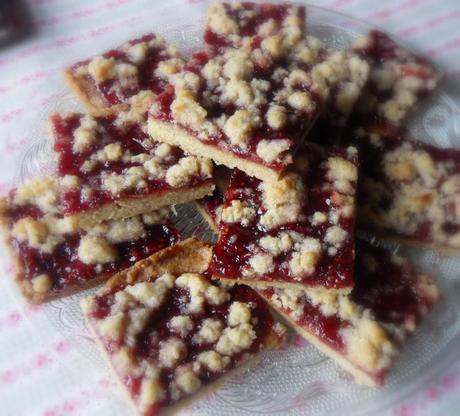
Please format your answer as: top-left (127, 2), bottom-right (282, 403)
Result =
top-left (52, 113), bottom-right (212, 215)
top-left (70, 33), bottom-right (171, 105)
top-left (259, 285), bottom-right (347, 351)
top-left (259, 238), bottom-right (435, 368)
top-left (5, 200), bottom-right (179, 293)
top-left (210, 147), bottom-right (357, 289)
top-left (352, 240), bottom-right (437, 326)
top-left (204, 3), bottom-right (305, 50)
top-left (152, 48), bottom-right (324, 173)
top-left (353, 121), bottom-right (460, 241)
top-left (352, 30), bottom-right (440, 124)
top-left (90, 281), bottom-right (275, 414)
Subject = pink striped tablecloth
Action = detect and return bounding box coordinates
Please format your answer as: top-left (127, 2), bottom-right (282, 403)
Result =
top-left (0, 1), bottom-right (459, 415)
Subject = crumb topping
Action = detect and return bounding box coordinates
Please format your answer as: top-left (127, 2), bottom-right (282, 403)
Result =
top-left (70, 33), bottom-right (182, 107)
top-left (353, 30), bottom-right (441, 125)
top-left (82, 270), bottom-right (281, 414)
top-left (261, 240), bottom-right (439, 380)
top-left (357, 124), bottom-right (460, 249)
top-left (211, 145), bottom-right (358, 289)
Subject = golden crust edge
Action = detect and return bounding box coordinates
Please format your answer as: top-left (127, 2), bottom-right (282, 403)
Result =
top-left (97, 238), bottom-right (213, 293)
top-left (63, 69), bottom-right (128, 117)
top-left (216, 276), bottom-right (352, 295)
top-left (148, 118), bottom-right (282, 182)
top-left (69, 183), bottom-right (215, 228)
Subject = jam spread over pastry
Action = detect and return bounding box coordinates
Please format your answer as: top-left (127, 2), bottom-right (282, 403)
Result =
top-left (81, 239), bottom-right (285, 416)
top-left (51, 108), bottom-right (214, 227)
top-left (65, 33), bottom-right (183, 115)
top-left (258, 239), bottom-right (439, 385)
top-left (0, 177), bottom-right (179, 303)
top-left (210, 145), bottom-right (358, 291)
top-left (355, 121), bottom-right (460, 251)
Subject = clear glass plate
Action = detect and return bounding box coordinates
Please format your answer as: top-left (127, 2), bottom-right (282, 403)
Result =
top-left (12, 2), bottom-right (460, 415)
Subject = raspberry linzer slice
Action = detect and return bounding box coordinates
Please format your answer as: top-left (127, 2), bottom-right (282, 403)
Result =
top-left (51, 108), bottom-right (214, 227)
top-left (81, 238), bottom-right (286, 416)
top-left (258, 239), bottom-right (439, 386)
top-left (210, 145), bottom-right (358, 292)
top-left (355, 121), bottom-right (460, 253)
top-left (204, 1), bottom-right (305, 49)
top-left (64, 33), bottom-right (183, 116)
top-left (148, 6), bottom-right (337, 181)
top-left (0, 176), bottom-right (179, 303)
top-left (352, 30), bottom-right (442, 126)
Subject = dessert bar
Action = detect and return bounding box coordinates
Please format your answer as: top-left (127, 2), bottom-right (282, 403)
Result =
top-left (0, 176), bottom-right (179, 303)
top-left (81, 238), bottom-right (285, 416)
top-left (352, 30), bottom-right (442, 126)
top-left (258, 239), bottom-right (439, 386)
top-left (64, 33), bottom-right (183, 116)
top-left (149, 3), bottom-right (334, 181)
top-left (356, 122), bottom-right (460, 252)
top-left (51, 107), bottom-right (214, 227)
top-left (210, 145), bottom-right (358, 292)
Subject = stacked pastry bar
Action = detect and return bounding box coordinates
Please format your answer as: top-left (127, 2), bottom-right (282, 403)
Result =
top-left (0, 35), bottom-right (216, 303)
top-left (0, 1), bottom-right (455, 415)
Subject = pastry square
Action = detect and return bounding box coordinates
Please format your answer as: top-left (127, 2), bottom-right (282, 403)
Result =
top-left (81, 238), bottom-right (285, 416)
top-left (258, 239), bottom-right (439, 386)
top-left (352, 30), bottom-right (442, 126)
top-left (51, 106), bottom-right (214, 227)
top-left (64, 33), bottom-right (182, 116)
top-left (0, 176), bottom-right (179, 303)
top-left (203, 1), bottom-right (305, 48)
top-left (210, 145), bottom-right (358, 292)
top-left (148, 3), bottom-right (337, 181)
top-left (355, 122), bottom-right (460, 253)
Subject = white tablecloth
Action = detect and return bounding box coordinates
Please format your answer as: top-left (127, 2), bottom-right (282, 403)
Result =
top-left (0, 1), bottom-right (459, 415)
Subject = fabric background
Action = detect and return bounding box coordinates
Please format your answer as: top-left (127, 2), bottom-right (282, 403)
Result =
top-left (0, 1), bottom-right (459, 415)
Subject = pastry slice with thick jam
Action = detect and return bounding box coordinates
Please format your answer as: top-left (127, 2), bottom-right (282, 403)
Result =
top-left (0, 176), bottom-right (179, 303)
top-left (64, 33), bottom-right (183, 116)
top-left (148, 3), bottom-right (340, 182)
top-left (305, 45), bottom-right (370, 147)
top-left (258, 239), bottom-right (439, 386)
top-left (210, 144), bottom-right (358, 292)
top-left (352, 30), bottom-right (442, 126)
top-left (355, 121), bottom-right (460, 253)
top-left (203, 1), bottom-right (305, 49)
top-left (51, 103), bottom-right (214, 227)
top-left (81, 238), bottom-right (286, 416)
